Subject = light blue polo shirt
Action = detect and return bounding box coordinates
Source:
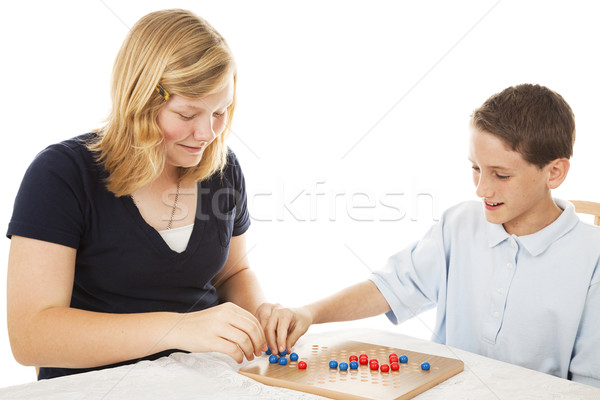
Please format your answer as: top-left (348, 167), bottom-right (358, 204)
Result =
top-left (370, 199), bottom-right (600, 387)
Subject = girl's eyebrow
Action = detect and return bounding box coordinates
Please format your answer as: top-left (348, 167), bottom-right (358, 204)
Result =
top-left (179, 98), bottom-right (233, 111)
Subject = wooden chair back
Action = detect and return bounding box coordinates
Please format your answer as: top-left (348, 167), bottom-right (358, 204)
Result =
top-left (570, 200), bottom-right (600, 226)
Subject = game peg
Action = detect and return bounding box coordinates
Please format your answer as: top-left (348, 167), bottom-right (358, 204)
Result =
top-left (329, 360), bottom-right (338, 369)
top-left (279, 349), bottom-right (288, 357)
top-left (290, 352), bottom-right (299, 362)
top-left (269, 355), bottom-right (278, 364)
top-left (298, 361), bottom-right (307, 369)
top-left (421, 362), bottom-right (431, 371)
top-left (349, 355), bottom-right (358, 362)
top-left (380, 364), bottom-right (390, 372)
top-left (399, 355), bottom-right (408, 363)
top-left (349, 361), bottom-right (359, 369)
top-left (279, 357), bottom-right (288, 366)
top-left (339, 362), bottom-right (349, 371)
top-left (390, 362), bottom-right (400, 371)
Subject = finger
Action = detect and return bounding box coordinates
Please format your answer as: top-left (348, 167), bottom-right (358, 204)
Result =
top-left (246, 315), bottom-right (268, 356)
top-left (226, 307), bottom-right (267, 356)
top-left (212, 337), bottom-right (245, 364)
top-left (263, 313), bottom-right (280, 355)
top-left (239, 311), bottom-right (268, 356)
top-left (220, 324), bottom-right (257, 362)
top-left (256, 304), bottom-right (280, 353)
top-left (275, 312), bottom-right (293, 354)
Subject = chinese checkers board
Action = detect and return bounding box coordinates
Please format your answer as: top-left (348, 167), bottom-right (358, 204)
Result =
top-left (239, 339), bottom-right (464, 400)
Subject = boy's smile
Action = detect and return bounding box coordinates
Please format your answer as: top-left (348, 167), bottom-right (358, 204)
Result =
top-left (468, 129), bottom-right (566, 236)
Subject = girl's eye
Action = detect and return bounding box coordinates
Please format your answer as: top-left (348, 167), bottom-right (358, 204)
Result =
top-left (496, 174), bottom-right (510, 180)
top-left (213, 110), bottom-right (226, 118)
top-left (471, 166), bottom-right (480, 172)
top-left (178, 113), bottom-right (194, 121)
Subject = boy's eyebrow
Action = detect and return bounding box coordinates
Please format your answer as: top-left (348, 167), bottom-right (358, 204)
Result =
top-left (468, 158), bottom-right (515, 171)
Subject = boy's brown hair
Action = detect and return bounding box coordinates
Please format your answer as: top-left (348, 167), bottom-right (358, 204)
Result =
top-left (470, 84), bottom-right (575, 168)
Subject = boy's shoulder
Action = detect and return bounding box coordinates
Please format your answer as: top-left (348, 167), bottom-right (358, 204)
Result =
top-left (573, 215), bottom-right (600, 234)
top-left (441, 200), bottom-right (485, 226)
top-left (568, 215), bottom-right (600, 255)
top-left (559, 207), bottom-right (600, 283)
top-left (434, 200), bottom-right (488, 242)
top-left (444, 200), bottom-right (482, 215)
top-left (555, 199), bottom-right (600, 241)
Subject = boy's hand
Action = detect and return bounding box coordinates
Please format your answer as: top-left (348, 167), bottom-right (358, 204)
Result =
top-left (255, 303), bottom-right (313, 354)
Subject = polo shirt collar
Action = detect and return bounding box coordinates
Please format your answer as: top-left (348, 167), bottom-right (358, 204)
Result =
top-left (486, 198), bottom-right (579, 256)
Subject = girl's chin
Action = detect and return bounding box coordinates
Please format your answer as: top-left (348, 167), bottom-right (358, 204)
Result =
top-left (168, 155), bottom-right (204, 169)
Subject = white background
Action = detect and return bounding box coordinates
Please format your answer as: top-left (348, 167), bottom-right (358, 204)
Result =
top-left (0, 0), bottom-right (598, 388)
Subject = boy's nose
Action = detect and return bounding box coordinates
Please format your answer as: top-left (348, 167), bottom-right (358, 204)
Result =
top-left (475, 176), bottom-right (493, 199)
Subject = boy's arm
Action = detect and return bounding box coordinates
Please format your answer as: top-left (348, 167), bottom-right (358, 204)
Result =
top-left (256, 280), bottom-right (390, 354)
top-left (258, 207), bottom-right (451, 355)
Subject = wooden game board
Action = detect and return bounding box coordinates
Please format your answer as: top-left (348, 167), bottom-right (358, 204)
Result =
top-left (239, 339), bottom-right (464, 400)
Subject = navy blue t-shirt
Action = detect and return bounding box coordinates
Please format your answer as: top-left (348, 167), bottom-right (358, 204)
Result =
top-left (7, 133), bottom-right (251, 379)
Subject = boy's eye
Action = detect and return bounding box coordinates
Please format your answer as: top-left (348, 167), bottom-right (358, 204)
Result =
top-left (471, 166), bottom-right (480, 172)
top-left (495, 174), bottom-right (510, 180)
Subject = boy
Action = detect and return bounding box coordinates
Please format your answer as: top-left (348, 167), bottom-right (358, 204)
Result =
top-left (256, 84), bottom-right (600, 387)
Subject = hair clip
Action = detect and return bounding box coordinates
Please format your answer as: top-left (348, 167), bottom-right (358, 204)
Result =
top-left (155, 83), bottom-right (170, 101)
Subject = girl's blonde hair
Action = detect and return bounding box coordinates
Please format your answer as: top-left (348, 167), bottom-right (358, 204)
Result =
top-left (89, 9), bottom-right (236, 196)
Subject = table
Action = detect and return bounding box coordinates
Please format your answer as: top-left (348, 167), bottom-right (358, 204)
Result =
top-left (0, 328), bottom-right (598, 400)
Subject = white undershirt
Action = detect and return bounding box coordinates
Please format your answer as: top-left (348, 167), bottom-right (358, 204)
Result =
top-left (158, 223), bottom-right (194, 253)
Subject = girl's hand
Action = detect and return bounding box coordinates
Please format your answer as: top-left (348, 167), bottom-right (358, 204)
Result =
top-left (172, 302), bottom-right (267, 363)
top-left (255, 303), bottom-right (313, 355)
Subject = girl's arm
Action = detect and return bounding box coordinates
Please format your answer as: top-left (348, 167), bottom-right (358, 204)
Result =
top-left (7, 235), bottom-right (266, 368)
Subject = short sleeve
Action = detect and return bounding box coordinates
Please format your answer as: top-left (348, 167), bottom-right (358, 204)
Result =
top-left (7, 143), bottom-right (86, 249)
top-left (228, 151), bottom-right (250, 236)
top-left (369, 218), bottom-right (448, 325)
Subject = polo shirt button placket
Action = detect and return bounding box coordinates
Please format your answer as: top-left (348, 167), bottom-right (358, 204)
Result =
top-left (494, 242), bottom-right (518, 336)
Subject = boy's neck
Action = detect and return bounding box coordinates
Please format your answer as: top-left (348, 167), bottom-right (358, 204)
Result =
top-left (503, 197), bottom-right (563, 237)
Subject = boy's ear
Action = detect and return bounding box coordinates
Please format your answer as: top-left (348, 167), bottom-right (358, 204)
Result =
top-left (546, 158), bottom-right (570, 189)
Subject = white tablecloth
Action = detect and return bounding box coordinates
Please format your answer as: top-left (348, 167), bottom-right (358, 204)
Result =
top-left (0, 328), bottom-right (598, 399)
top-left (0, 351), bottom-right (325, 400)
